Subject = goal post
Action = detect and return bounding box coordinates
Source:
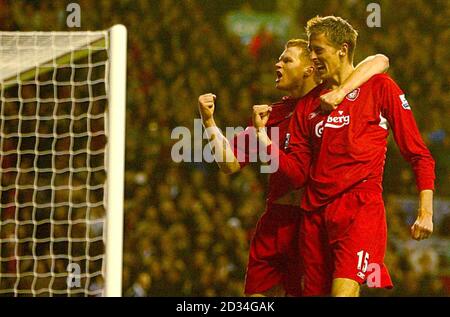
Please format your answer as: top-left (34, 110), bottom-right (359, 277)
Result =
top-left (0, 25), bottom-right (127, 297)
top-left (105, 24), bottom-right (126, 297)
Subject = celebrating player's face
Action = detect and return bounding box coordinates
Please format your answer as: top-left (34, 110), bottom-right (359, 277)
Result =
top-left (308, 33), bottom-right (342, 81)
top-left (275, 46), bottom-right (305, 91)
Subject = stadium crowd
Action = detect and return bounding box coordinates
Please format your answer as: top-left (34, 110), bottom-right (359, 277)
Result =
top-left (0, 0), bottom-right (449, 296)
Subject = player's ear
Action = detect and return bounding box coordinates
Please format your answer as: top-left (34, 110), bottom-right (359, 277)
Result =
top-left (339, 43), bottom-right (349, 57)
top-left (303, 65), bottom-right (315, 78)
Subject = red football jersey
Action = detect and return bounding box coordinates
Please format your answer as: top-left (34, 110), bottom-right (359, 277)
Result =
top-left (272, 74), bottom-right (435, 211)
top-left (232, 96), bottom-right (301, 203)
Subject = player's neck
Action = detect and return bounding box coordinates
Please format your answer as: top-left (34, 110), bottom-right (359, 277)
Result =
top-left (326, 63), bottom-right (354, 89)
top-left (290, 76), bottom-right (317, 99)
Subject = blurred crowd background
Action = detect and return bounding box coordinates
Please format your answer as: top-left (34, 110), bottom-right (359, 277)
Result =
top-left (0, 0), bottom-right (449, 296)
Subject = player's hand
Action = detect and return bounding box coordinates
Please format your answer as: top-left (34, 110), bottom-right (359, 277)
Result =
top-left (198, 93), bottom-right (216, 123)
top-left (410, 210), bottom-right (433, 241)
top-left (252, 105), bottom-right (272, 129)
top-left (320, 87), bottom-right (347, 112)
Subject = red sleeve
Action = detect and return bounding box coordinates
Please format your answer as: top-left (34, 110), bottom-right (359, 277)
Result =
top-left (267, 99), bottom-right (312, 189)
top-left (377, 75), bottom-right (435, 191)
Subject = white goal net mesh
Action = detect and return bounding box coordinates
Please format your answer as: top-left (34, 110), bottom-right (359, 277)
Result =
top-left (0, 31), bottom-right (110, 296)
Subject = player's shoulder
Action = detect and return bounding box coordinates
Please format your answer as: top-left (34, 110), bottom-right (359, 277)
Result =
top-left (271, 96), bottom-right (299, 107)
top-left (366, 73), bottom-right (399, 88)
top-left (268, 96), bottom-right (299, 126)
top-left (270, 99), bottom-right (285, 107)
top-left (270, 96), bottom-right (300, 116)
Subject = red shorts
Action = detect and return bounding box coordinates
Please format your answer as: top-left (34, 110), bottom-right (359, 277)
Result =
top-left (245, 203), bottom-right (303, 296)
top-left (300, 191), bottom-right (393, 296)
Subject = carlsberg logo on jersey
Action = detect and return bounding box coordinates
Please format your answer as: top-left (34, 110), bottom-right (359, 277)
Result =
top-left (324, 111), bottom-right (350, 128)
top-left (314, 111), bottom-right (351, 138)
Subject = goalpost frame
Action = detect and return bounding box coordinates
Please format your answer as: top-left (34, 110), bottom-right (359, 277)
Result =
top-left (104, 24), bottom-right (127, 297)
top-left (0, 25), bottom-right (126, 297)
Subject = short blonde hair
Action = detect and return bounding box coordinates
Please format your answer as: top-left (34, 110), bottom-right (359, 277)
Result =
top-left (285, 39), bottom-right (309, 57)
top-left (306, 16), bottom-right (358, 62)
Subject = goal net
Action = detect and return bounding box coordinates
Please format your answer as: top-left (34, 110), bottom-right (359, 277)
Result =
top-left (0, 25), bottom-right (126, 296)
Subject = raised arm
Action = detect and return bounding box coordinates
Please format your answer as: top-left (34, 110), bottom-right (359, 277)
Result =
top-left (320, 54), bottom-right (389, 111)
top-left (198, 93), bottom-right (241, 174)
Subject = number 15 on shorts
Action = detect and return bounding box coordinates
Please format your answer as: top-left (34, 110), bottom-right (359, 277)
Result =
top-left (357, 250), bottom-right (370, 273)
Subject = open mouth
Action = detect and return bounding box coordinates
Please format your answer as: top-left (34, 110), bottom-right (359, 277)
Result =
top-left (276, 70), bottom-right (283, 83)
top-left (316, 65), bottom-right (326, 72)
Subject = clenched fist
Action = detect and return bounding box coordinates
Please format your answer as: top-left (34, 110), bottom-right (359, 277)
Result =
top-left (252, 105), bottom-right (272, 129)
top-left (320, 88), bottom-right (347, 112)
top-left (198, 93), bottom-right (216, 122)
top-left (411, 211), bottom-right (433, 241)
